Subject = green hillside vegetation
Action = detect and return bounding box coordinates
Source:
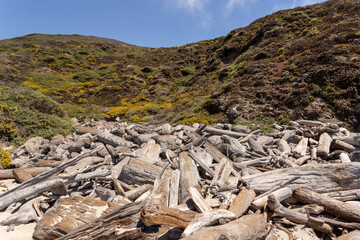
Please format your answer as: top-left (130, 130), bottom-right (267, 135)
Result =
top-left (0, 0), bottom-right (359, 143)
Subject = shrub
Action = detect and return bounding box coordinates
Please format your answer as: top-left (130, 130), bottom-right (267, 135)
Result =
top-left (0, 147), bottom-right (12, 169)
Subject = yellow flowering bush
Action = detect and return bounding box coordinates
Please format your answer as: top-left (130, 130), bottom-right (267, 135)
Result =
top-left (0, 147), bottom-right (12, 169)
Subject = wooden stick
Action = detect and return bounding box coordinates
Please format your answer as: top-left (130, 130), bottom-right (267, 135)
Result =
top-left (203, 126), bottom-right (247, 138)
top-left (293, 187), bottom-right (360, 222)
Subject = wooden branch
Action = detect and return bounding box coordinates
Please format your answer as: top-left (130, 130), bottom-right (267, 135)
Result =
top-left (240, 163), bottom-right (360, 193)
top-left (126, 184), bottom-right (152, 201)
top-left (140, 204), bottom-right (197, 228)
top-left (189, 187), bottom-right (211, 213)
top-left (0, 146), bottom-right (103, 200)
top-left (293, 187), bottom-right (360, 222)
top-left (183, 209), bottom-right (236, 237)
top-left (97, 131), bottom-right (137, 148)
top-left (332, 139), bottom-right (356, 153)
top-left (228, 189), bottom-right (255, 218)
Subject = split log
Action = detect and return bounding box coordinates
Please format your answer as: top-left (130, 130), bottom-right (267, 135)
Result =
top-left (169, 169), bottom-right (180, 207)
top-left (146, 168), bottom-right (172, 206)
top-left (293, 137), bottom-right (308, 156)
top-left (189, 149), bottom-right (215, 177)
top-left (189, 187), bottom-right (212, 213)
top-left (203, 126), bottom-right (247, 138)
top-left (0, 167), bottom-right (52, 180)
top-left (13, 168), bottom-right (33, 183)
top-left (179, 152), bottom-right (201, 204)
top-left (228, 188), bottom-right (255, 218)
top-left (140, 204), bottom-right (197, 228)
top-left (293, 187), bottom-right (360, 222)
top-left (182, 214), bottom-right (269, 240)
top-left (317, 133), bottom-right (332, 157)
top-left (211, 158), bottom-right (232, 186)
top-left (119, 158), bottom-right (162, 185)
top-left (240, 163), bottom-right (360, 193)
top-left (183, 209), bottom-right (236, 237)
top-left (0, 146), bottom-right (103, 199)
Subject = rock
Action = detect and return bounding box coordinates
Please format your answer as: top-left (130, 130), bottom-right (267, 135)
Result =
top-left (50, 134), bottom-right (64, 146)
top-left (350, 151), bottom-right (360, 162)
top-left (50, 181), bottom-right (67, 196)
top-left (24, 137), bottom-right (47, 156)
top-left (337, 230), bottom-right (360, 240)
top-left (33, 195), bottom-right (120, 240)
top-left (233, 125), bottom-right (251, 134)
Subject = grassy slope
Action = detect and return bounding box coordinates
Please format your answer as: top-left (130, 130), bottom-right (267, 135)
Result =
top-left (0, 0), bottom-right (359, 137)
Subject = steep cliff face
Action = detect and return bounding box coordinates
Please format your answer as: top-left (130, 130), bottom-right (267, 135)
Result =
top-left (0, 0), bottom-right (359, 131)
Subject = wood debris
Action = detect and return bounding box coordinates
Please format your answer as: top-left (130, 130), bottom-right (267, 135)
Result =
top-left (1, 119), bottom-right (360, 239)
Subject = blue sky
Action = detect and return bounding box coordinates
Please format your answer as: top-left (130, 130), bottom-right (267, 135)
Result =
top-left (0, 0), bottom-right (326, 47)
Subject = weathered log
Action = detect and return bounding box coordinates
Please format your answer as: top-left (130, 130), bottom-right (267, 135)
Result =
top-left (248, 137), bottom-right (266, 155)
top-left (0, 197), bottom-right (39, 226)
top-left (135, 139), bottom-right (161, 164)
top-left (74, 126), bottom-right (98, 135)
top-left (13, 168), bottom-right (33, 183)
top-left (119, 158), bottom-right (162, 185)
top-left (293, 137), bottom-right (308, 156)
top-left (276, 139), bottom-right (291, 155)
top-left (203, 126), bottom-right (247, 138)
top-left (97, 131), bottom-right (137, 148)
top-left (317, 133), bottom-right (332, 157)
top-left (140, 204), bottom-right (197, 228)
top-left (221, 135), bottom-right (248, 157)
top-left (189, 187), bottom-right (211, 213)
top-left (211, 158), bottom-right (232, 186)
top-left (35, 160), bottom-right (65, 167)
top-left (297, 120), bottom-right (325, 127)
top-left (228, 188), bottom-right (255, 218)
top-left (324, 189), bottom-right (360, 201)
top-left (183, 209), bottom-right (236, 237)
top-left (310, 147), bottom-right (317, 160)
top-left (252, 187), bottom-right (292, 209)
top-left (337, 230), bottom-right (360, 240)
top-left (126, 184), bottom-right (152, 201)
top-left (340, 152), bottom-right (351, 163)
top-left (294, 155), bottom-right (310, 165)
top-left (240, 163), bottom-right (360, 193)
top-left (146, 168), bottom-right (172, 206)
top-left (169, 169), bottom-right (180, 207)
top-left (0, 167), bottom-right (52, 180)
top-left (0, 146), bottom-right (103, 199)
top-left (242, 156), bottom-right (272, 167)
top-left (189, 149), bottom-right (215, 177)
top-left (179, 152), bottom-right (201, 204)
top-left (293, 187), bottom-right (360, 222)
top-left (269, 195), bottom-right (332, 233)
top-left (332, 139), bottom-right (356, 153)
top-left (182, 214), bottom-right (269, 240)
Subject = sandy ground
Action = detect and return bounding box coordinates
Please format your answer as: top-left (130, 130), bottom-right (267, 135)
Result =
top-left (0, 180), bottom-right (36, 240)
top-left (0, 212), bottom-right (36, 240)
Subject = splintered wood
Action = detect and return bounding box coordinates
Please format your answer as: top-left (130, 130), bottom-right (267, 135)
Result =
top-left (1, 119), bottom-right (360, 239)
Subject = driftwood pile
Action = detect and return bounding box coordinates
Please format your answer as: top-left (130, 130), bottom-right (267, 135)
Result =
top-left (1, 119), bottom-right (360, 239)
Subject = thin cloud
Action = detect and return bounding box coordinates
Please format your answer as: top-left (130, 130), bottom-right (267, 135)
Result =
top-left (175, 0), bottom-right (208, 13)
top-left (272, 0), bottom-right (324, 11)
top-left (225, 0), bottom-right (257, 15)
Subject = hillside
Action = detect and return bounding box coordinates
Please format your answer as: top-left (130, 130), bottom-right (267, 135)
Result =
top-left (0, 0), bottom-right (360, 142)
